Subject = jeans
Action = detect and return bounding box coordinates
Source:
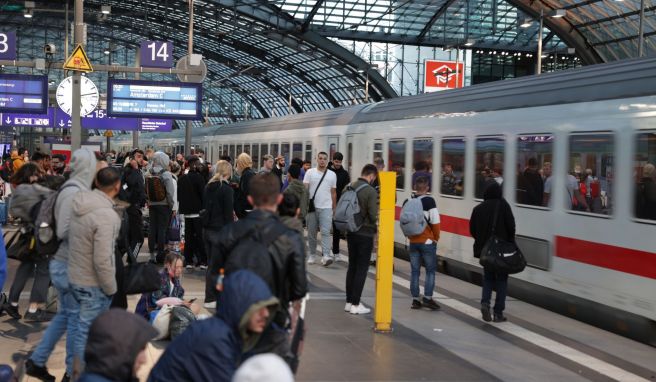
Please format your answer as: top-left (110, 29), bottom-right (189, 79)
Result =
top-left (306, 208), bottom-right (332, 257)
top-left (409, 243), bottom-right (437, 298)
top-left (71, 285), bottom-right (112, 366)
top-left (30, 260), bottom-right (79, 375)
top-left (148, 205), bottom-right (172, 258)
top-left (346, 233), bottom-right (374, 305)
top-left (8, 257), bottom-right (50, 304)
top-left (183, 217), bottom-right (206, 266)
top-left (481, 269), bottom-right (509, 315)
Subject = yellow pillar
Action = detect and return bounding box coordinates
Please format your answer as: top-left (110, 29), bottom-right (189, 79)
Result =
top-left (374, 171), bottom-right (395, 333)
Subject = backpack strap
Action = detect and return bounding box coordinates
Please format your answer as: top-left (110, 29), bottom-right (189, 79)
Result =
top-left (354, 183), bottom-right (369, 193)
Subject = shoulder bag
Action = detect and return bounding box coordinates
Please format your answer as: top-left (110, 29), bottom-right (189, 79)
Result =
top-left (308, 169), bottom-right (327, 213)
top-left (479, 200), bottom-right (526, 274)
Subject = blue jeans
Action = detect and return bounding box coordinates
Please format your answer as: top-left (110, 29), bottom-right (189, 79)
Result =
top-left (409, 243), bottom-right (437, 298)
top-left (30, 260), bottom-right (79, 374)
top-left (306, 208), bottom-right (333, 258)
top-left (481, 269), bottom-right (509, 315)
top-left (71, 285), bottom-right (112, 366)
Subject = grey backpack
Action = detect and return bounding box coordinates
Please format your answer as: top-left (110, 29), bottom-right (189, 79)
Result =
top-left (400, 196), bottom-right (428, 237)
top-left (334, 183), bottom-right (369, 233)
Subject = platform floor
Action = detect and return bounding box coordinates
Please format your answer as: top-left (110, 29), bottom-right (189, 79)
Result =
top-left (1, 241), bottom-right (655, 381)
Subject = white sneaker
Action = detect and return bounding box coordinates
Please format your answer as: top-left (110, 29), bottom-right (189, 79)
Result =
top-left (199, 265), bottom-right (208, 271)
top-left (203, 301), bottom-right (217, 309)
top-left (344, 303), bottom-right (352, 312)
top-left (350, 304), bottom-right (371, 315)
top-left (185, 265), bottom-right (194, 270)
top-left (307, 255), bottom-right (317, 265)
top-left (322, 256), bottom-right (333, 267)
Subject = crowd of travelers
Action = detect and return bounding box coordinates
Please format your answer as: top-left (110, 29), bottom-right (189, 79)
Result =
top-left (0, 139), bottom-right (548, 381)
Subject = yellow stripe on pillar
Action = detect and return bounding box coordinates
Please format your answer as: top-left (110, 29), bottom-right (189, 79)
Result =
top-left (374, 171), bottom-right (395, 333)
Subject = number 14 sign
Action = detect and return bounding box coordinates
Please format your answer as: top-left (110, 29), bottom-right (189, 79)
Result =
top-left (140, 41), bottom-right (173, 68)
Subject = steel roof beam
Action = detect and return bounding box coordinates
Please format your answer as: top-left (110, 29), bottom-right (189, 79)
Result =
top-left (301, 0), bottom-right (326, 31)
top-left (416, 0), bottom-right (459, 43)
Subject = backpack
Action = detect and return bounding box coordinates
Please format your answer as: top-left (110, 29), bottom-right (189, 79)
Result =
top-left (399, 195), bottom-right (429, 237)
top-left (34, 184), bottom-right (77, 257)
top-left (145, 170), bottom-right (167, 203)
top-left (333, 183), bottom-right (369, 233)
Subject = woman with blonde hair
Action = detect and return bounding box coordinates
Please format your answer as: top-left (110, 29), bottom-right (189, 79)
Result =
top-left (201, 160), bottom-right (235, 308)
top-left (234, 153), bottom-right (255, 218)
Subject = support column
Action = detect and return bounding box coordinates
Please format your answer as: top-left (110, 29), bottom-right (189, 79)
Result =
top-left (374, 171), bottom-right (395, 333)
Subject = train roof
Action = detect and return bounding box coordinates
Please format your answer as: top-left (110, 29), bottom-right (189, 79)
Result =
top-left (144, 57), bottom-right (656, 139)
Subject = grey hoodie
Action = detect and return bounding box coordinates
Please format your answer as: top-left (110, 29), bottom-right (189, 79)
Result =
top-left (53, 148), bottom-right (98, 263)
top-left (68, 189), bottom-right (121, 295)
top-left (148, 152), bottom-right (175, 208)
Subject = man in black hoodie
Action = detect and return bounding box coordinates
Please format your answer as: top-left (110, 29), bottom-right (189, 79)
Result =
top-left (178, 156), bottom-right (207, 269)
top-left (469, 181), bottom-right (516, 323)
top-left (119, 150), bottom-right (147, 254)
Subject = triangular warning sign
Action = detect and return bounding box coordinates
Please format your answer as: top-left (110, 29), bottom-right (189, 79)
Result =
top-left (63, 44), bottom-right (93, 72)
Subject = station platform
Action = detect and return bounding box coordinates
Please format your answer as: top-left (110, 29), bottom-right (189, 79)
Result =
top-left (1, 244), bottom-right (655, 381)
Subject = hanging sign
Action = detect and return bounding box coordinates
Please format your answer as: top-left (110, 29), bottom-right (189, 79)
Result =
top-left (63, 44), bottom-right (93, 72)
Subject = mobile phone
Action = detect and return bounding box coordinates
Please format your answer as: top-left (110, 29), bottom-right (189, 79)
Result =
top-left (188, 298), bottom-right (197, 303)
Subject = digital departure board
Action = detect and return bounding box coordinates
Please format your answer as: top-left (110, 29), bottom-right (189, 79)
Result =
top-left (107, 79), bottom-right (202, 120)
top-left (0, 74), bottom-right (48, 113)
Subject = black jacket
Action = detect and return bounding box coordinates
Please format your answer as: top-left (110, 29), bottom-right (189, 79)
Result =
top-left (119, 166), bottom-right (146, 209)
top-left (177, 170), bottom-right (205, 214)
top-left (272, 165), bottom-right (284, 189)
top-left (234, 167), bottom-right (255, 218)
top-left (202, 180), bottom-right (234, 231)
top-left (469, 182), bottom-right (516, 259)
top-left (216, 209), bottom-right (307, 307)
top-left (329, 165), bottom-right (350, 201)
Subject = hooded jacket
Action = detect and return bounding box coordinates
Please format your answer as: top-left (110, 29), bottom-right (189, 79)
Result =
top-left (79, 308), bottom-right (158, 382)
top-left (177, 170), bottom-right (205, 215)
top-left (10, 151), bottom-right (24, 173)
top-left (148, 152), bottom-right (175, 208)
top-left (68, 189), bottom-right (122, 295)
top-left (469, 182), bottom-right (516, 259)
top-left (148, 270), bottom-right (278, 382)
top-left (283, 179), bottom-right (309, 220)
top-left (202, 179), bottom-right (234, 231)
top-left (54, 148), bottom-right (98, 263)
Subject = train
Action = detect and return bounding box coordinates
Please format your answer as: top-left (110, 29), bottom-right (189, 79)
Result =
top-left (94, 57), bottom-right (656, 346)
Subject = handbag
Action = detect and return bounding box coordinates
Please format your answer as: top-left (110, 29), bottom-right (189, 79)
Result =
top-left (4, 225), bottom-right (36, 262)
top-left (167, 215), bottom-right (181, 242)
top-left (308, 169), bottom-right (328, 213)
top-left (124, 245), bottom-right (161, 295)
top-left (479, 200), bottom-right (526, 274)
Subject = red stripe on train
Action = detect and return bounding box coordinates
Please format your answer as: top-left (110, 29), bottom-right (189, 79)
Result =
top-left (394, 206), bottom-right (471, 237)
top-left (555, 236), bottom-right (656, 280)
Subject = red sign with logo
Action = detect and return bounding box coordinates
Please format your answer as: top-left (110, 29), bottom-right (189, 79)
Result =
top-left (424, 60), bottom-right (464, 92)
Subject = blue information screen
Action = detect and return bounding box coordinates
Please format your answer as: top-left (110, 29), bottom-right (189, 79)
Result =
top-left (0, 74), bottom-right (48, 113)
top-left (107, 79), bottom-right (202, 120)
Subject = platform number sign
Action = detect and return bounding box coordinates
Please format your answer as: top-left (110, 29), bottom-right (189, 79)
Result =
top-left (0, 31), bottom-right (17, 61)
top-left (140, 41), bottom-right (173, 68)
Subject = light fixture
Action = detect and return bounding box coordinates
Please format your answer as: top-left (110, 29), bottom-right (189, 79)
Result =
top-left (357, 68), bottom-right (365, 73)
top-left (548, 9), bottom-right (567, 18)
top-left (24, 8), bottom-right (33, 18)
top-left (101, 5), bottom-right (111, 14)
top-left (104, 49), bottom-right (110, 55)
top-left (520, 19), bottom-right (533, 28)
top-left (464, 39), bottom-right (475, 47)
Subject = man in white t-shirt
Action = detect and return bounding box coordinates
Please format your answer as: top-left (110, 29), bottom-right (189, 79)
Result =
top-left (304, 151), bottom-right (337, 266)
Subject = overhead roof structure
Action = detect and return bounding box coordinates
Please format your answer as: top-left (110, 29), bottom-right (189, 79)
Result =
top-left (1, 0), bottom-right (653, 126)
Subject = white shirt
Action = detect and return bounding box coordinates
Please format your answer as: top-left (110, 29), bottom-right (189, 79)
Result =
top-left (543, 176), bottom-right (553, 207)
top-left (565, 174), bottom-right (578, 210)
top-left (304, 167), bottom-right (337, 209)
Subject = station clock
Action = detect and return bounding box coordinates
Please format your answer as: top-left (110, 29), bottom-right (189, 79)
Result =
top-left (56, 76), bottom-right (99, 116)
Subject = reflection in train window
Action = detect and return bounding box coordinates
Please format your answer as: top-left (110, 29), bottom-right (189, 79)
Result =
top-left (568, 134), bottom-right (614, 215)
top-left (305, 143), bottom-right (312, 163)
top-left (475, 137), bottom-right (505, 199)
top-left (292, 143), bottom-right (303, 161)
top-left (271, 143), bottom-right (279, 157)
top-left (634, 132), bottom-right (656, 221)
top-left (281, 143), bottom-right (290, 169)
top-left (347, 141), bottom-right (353, 176)
top-left (260, 143), bottom-right (269, 158)
top-left (441, 138), bottom-right (465, 197)
top-left (517, 135), bottom-right (553, 207)
top-left (251, 144), bottom-right (260, 169)
top-left (229, 144), bottom-right (236, 161)
top-left (388, 139), bottom-right (406, 189)
top-left (412, 139), bottom-right (433, 191)
top-left (373, 140), bottom-right (383, 170)
top-left (243, 144), bottom-right (251, 155)
top-left (236, 144), bottom-right (243, 156)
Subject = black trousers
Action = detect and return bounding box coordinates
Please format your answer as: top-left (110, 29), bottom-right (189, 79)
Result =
top-left (110, 251), bottom-right (127, 309)
top-left (345, 233), bottom-right (374, 306)
top-left (203, 228), bottom-right (222, 303)
top-left (148, 205), bottom-right (171, 258)
top-left (126, 207), bottom-right (144, 251)
top-left (9, 258), bottom-right (50, 304)
top-left (332, 222), bottom-right (342, 255)
top-left (183, 217), bottom-right (206, 266)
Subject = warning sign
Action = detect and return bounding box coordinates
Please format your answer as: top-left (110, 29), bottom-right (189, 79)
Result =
top-left (424, 60), bottom-right (464, 92)
top-left (103, 130), bottom-right (113, 138)
top-left (63, 44), bottom-right (93, 72)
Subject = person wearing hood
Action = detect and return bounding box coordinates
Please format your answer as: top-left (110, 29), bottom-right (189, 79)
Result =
top-left (26, 148), bottom-right (100, 382)
top-left (68, 167), bottom-right (123, 369)
top-left (147, 152), bottom-right (176, 264)
top-left (78, 308), bottom-right (158, 382)
top-left (283, 164), bottom-right (308, 221)
top-left (148, 270), bottom-right (279, 382)
top-left (119, 149), bottom-right (147, 256)
top-left (469, 181), bottom-right (516, 323)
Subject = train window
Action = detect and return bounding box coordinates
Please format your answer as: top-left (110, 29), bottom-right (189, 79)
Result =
top-left (373, 140), bottom-right (384, 171)
top-left (412, 139), bottom-right (433, 191)
top-left (229, 144), bottom-right (236, 160)
top-left (347, 141), bottom-right (353, 175)
top-left (440, 138), bottom-right (465, 197)
top-left (475, 137), bottom-right (505, 199)
top-left (236, 144), bottom-right (243, 156)
top-left (260, 143), bottom-right (269, 157)
top-left (634, 132), bottom-right (656, 221)
top-left (388, 139), bottom-right (406, 189)
top-left (281, 142), bottom-right (290, 168)
top-left (251, 144), bottom-right (260, 170)
top-left (271, 143), bottom-right (279, 157)
top-left (568, 134), bottom-right (614, 215)
top-left (243, 144), bottom-right (251, 155)
top-left (292, 143), bottom-right (303, 161)
top-left (305, 143), bottom-right (312, 162)
top-left (517, 135), bottom-right (553, 207)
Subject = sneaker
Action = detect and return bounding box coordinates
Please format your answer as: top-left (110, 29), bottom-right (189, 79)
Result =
top-left (411, 299), bottom-right (422, 310)
top-left (349, 304), bottom-right (371, 315)
top-left (322, 256), bottom-right (333, 267)
top-left (481, 304), bottom-right (492, 322)
top-left (185, 264), bottom-right (194, 270)
top-left (422, 298), bottom-right (441, 311)
top-left (203, 301), bottom-right (217, 309)
top-left (3, 303), bottom-right (22, 319)
top-left (25, 359), bottom-right (56, 382)
top-left (24, 308), bottom-right (50, 322)
top-left (493, 313), bottom-right (507, 323)
top-left (199, 264), bottom-right (208, 271)
top-left (307, 255), bottom-right (317, 265)
top-left (344, 303), bottom-right (352, 312)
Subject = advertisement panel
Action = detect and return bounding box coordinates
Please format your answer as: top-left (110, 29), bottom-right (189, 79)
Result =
top-left (424, 60), bottom-right (464, 92)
